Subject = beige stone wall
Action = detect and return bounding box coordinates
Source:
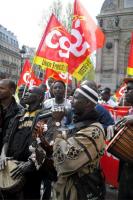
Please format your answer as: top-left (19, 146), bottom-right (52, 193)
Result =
top-left (96, 0), bottom-right (133, 91)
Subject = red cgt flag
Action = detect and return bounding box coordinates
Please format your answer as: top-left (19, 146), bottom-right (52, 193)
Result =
top-left (17, 59), bottom-right (42, 87)
top-left (34, 14), bottom-right (71, 73)
top-left (68, 0), bottom-right (105, 80)
top-left (113, 82), bottom-right (126, 102)
top-left (44, 68), bottom-right (72, 84)
top-left (127, 32), bottom-right (133, 75)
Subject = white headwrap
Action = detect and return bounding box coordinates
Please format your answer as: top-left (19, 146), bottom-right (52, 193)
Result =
top-left (76, 85), bottom-right (98, 104)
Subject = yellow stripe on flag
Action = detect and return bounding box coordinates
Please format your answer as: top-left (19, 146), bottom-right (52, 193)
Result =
top-left (127, 66), bottom-right (133, 76)
top-left (72, 57), bottom-right (94, 81)
top-left (34, 56), bottom-right (68, 73)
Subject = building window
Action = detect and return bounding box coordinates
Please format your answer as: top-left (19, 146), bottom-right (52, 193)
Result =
top-left (6, 35), bottom-right (8, 42)
top-left (2, 33), bottom-right (5, 41)
top-left (124, 0), bottom-right (133, 8)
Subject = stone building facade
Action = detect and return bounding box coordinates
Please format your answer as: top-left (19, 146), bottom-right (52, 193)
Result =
top-left (96, 0), bottom-right (133, 91)
top-left (0, 25), bottom-right (21, 82)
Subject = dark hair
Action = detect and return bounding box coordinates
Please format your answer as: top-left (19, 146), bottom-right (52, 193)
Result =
top-left (39, 83), bottom-right (47, 89)
top-left (28, 86), bottom-right (44, 102)
top-left (9, 80), bottom-right (17, 92)
top-left (0, 79), bottom-right (16, 94)
top-left (102, 87), bottom-right (111, 94)
top-left (18, 84), bottom-right (26, 91)
top-left (53, 80), bottom-right (66, 89)
top-left (29, 86), bottom-right (43, 94)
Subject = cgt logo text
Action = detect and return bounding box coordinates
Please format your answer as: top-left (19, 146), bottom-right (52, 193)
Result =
top-left (46, 19), bottom-right (90, 58)
top-left (23, 71), bottom-right (36, 87)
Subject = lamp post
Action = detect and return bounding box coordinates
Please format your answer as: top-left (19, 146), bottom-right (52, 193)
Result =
top-left (20, 45), bottom-right (26, 72)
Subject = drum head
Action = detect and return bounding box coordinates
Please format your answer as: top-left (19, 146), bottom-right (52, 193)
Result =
top-left (0, 160), bottom-right (24, 192)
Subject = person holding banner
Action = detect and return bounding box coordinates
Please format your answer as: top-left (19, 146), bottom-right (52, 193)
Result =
top-left (52, 81), bottom-right (106, 200)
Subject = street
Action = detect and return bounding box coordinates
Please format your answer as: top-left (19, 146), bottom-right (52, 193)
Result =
top-left (106, 185), bottom-right (118, 200)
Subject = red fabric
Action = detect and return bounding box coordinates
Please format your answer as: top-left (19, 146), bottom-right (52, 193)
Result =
top-left (114, 83), bottom-right (126, 101)
top-left (17, 59), bottom-right (42, 87)
top-left (35, 14), bottom-right (71, 65)
top-left (100, 142), bottom-right (119, 188)
top-left (102, 104), bottom-right (131, 120)
top-left (128, 32), bottom-right (133, 68)
top-left (68, 0), bottom-right (105, 74)
top-left (35, 7), bottom-right (105, 77)
top-left (44, 68), bottom-right (72, 84)
top-left (100, 105), bottom-right (131, 187)
top-left (35, 8), bottom-right (105, 80)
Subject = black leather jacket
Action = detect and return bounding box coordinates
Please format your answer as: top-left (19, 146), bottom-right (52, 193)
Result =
top-left (0, 97), bottom-right (24, 153)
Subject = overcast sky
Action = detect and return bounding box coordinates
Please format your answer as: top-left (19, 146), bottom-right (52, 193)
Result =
top-left (0, 0), bottom-right (105, 48)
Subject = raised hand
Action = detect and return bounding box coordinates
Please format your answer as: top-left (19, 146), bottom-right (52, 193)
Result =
top-left (32, 120), bottom-right (48, 139)
top-left (52, 106), bottom-right (65, 124)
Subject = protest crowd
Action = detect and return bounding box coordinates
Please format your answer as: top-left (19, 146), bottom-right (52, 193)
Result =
top-left (0, 0), bottom-right (133, 200)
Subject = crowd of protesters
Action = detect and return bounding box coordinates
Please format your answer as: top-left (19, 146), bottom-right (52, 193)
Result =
top-left (0, 76), bottom-right (133, 200)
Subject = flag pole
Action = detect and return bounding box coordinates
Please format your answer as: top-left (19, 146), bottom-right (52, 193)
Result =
top-left (65, 72), bottom-right (69, 102)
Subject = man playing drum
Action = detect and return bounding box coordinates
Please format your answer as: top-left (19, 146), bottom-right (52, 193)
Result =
top-left (0, 86), bottom-right (45, 200)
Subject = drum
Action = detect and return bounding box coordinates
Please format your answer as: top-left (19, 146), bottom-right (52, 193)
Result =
top-left (0, 160), bottom-right (24, 193)
top-left (107, 125), bottom-right (133, 162)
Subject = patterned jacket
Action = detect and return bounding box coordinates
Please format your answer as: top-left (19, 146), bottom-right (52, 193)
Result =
top-left (52, 122), bottom-right (106, 200)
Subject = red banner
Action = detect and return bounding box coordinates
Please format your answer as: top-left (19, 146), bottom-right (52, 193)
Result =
top-left (44, 68), bottom-right (72, 84)
top-left (68, 0), bottom-right (105, 80)
top-left (127, 32), bottom-right (133, 75)
top-left (34, 7), bottom-right (105, 81)
top-left (34, 14), bottom-right (71, 73)
top-left (17, 59), bottom-right (41, 87)
top-left (102, 104), bottom-right (131, 121)
top-left (100, 105), bottom-right (131, 187)
top-left (114, 83), bottom-right (126, 102)
top-left (100, 141), bottom-right (119, 188)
